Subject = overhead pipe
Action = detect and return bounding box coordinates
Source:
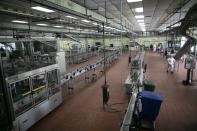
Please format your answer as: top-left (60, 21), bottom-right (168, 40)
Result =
top-left (0, 6), bottom-right (42, 19)
top-left (64, 34), bottom-right (81, 43)
top-left (32, 0), bottom-right (136, 35)
top-left (156, 0), bottom-right (191, 29)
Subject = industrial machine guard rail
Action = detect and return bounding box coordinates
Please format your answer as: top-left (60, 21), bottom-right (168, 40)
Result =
top-left (61, 49), bottom-right (120, 84)
top-left (120, 51), bottom-right (145, 131)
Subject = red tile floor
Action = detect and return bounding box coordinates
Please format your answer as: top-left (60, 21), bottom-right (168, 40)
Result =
top-left (29, 51), bottom-right (197, 131)
top-left (144, 52), bottom-right (197, 131)
top-left (29, 52), bottom-right (131, 131)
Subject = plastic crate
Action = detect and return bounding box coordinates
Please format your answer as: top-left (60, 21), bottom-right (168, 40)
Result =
top-left (143, 80), bottom-right (156, 91)
top-left (140, 91), bottom-right (163, 121)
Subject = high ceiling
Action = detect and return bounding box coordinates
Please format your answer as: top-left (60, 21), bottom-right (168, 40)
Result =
top-left (0, 0), bottom-right (196, 37)
top-left (71, 0), bottom-right (196, 31)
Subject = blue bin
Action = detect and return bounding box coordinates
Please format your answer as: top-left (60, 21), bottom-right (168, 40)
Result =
top-left (140, 91), bottom-right (163, 121)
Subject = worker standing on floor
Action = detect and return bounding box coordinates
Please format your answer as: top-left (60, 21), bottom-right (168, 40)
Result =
top-left (167, 55), bottom-right (176, 74)
top-left (128, 56), bottom-right (131, 66)
top-left (164, 48), bottom-right (167, 58)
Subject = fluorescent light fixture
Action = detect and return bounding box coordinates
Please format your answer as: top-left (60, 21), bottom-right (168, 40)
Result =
top-left (137, 19), bottom-right (144, 22)
top-left (172, 23), bottom-right (181, 28)
top-left (53, 25), bottom-right (64, 28)
top-left (139, 24), bottom-right (145, 28)
top-left (93, 22), bottom-right (98, 25)
top-left (139, 23), bottom-right (145, 26)
top-left (134, 7), bottom-right (143, 12)
top-left (67, 27), bottom-right (74, 29)
top-left (181, 36), bottom-right (187, 47)
top-left (12, 20), bottom-right (28, 24)
top-left (31, 6), bottom-right (55, 13)
top-left (162, 28), bottom-right (168, 31)
top-left (76, 28), bottom-right (83, 31)
top-left (127, 0), bottom-right (142, 3)
top-left (66, 15), bottom-right (77, 19)
top-left (104, 26), bottom-right (114, 29)
top-left (141, 26), bottom-right (146, 31)
top-left (135, 15), bottom-right (144, 19)
top-left (82, 19), bottom-right (90, 23)
top-left (105, 26), bottom-right (110, 29)
top-left (90, 30), bottom-right (96, 32)
top-left (36, 23), bottom-right (48, 26)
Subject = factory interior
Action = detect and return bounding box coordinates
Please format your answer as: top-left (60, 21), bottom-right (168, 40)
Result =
top-left (0, 0), bottom-right (197, 131)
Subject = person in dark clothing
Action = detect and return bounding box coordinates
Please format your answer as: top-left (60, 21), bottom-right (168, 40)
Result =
top-left (150, 44), bottom-right (153, 51)
top-left (164, 49), bottom-right (168, 58)
top-left (128, 56), bottom-right (131, 66)
top-left (171, 49), bottom-right (174, 54)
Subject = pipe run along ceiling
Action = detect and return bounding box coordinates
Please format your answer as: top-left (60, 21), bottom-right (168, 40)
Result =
top-left (71, 0), bottom-right (196, 31)
top-left (0, 0), bottom-right (196, 35)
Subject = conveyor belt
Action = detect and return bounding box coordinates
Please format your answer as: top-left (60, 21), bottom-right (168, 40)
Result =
top-left (61, 50), bottom-right (120, 84)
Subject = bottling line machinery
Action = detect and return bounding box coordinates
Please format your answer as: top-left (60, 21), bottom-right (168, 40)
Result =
top-left (121, 47), bottom-right (163, 131)
top-left (0, 38), bottom-right (65, 131)
top-left (61, 48), bottom-right (120, 84)
top-left (65, 45), bottom-right (102, 64)
top-left (0, 37), bottom-right (120, 131)
top-left (121, 48), bottom-right (145, 131)
top-left (183, 54), bottom-right (196, 85)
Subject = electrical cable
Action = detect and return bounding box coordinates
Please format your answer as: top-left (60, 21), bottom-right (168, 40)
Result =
top-left (106, 107), bottom-right (125, 113)
top-left (108, 102), bottom-right (127, 106)
top-left (105, 101), bottom-right (128, 113)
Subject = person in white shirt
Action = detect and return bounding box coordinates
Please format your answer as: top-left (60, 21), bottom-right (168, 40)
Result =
top-left (167, 55), bottom-right (176, 73)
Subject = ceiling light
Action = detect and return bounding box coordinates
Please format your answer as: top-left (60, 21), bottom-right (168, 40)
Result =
top-left (137, 19), bottom-right (144, 22)
top-left (139, 24), bottom-right (145, 27)
top-left (36, 23), bottom-right (48, 26)
top-left (67, 27), bottom-right (74, 29)
top-left (105, 26), bottom-right (110, 29)
top-left (53, 25), bottom-right (64, 28)
top-left (139, 23), bottom-right (145, 25)
top-left (76, 28), bottom-right (83, 31)
top-left (12, 20), bottom-right (28, 24)
top-left (90, 30), bottom-right (96, 32)
top-left (135, 15), bottom-right (144, 19)
top-left (134, 7), bottom-right (143, 12)
top-left (66, 15), bottom-right (77, 19)
top-left (172, 23), bottom-right (181, 28)
top-left (127, 0), bottom-right (142, 3)
top-left (82, 19), bottom-right (90, 23)
top-left (141, 26), bottom-right (146, 32)
top-left (93, 23), bottom-right (98, 25)
top-left (31, 6), bottom-right (55, 13)
top-left (140, 25), bottom-right (145, 28)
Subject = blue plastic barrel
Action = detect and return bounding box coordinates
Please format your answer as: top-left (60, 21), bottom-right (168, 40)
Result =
top-left (140, 91), bottom-right (163, 121)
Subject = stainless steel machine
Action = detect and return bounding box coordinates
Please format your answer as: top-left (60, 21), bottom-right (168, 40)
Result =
top-left (7, 64), bottom-right (62, 131)
top-left (121, 48), bottom-right (145, 131)
top-left (183, 55), bottom-right (196, 85)
top-left (0, 38), bottom-right (64, 131)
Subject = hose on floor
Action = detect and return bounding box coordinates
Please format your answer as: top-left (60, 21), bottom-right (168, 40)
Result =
top-left (105, 102), bottom-right (127, 113)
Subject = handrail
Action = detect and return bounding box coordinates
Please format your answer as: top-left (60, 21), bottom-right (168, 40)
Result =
top-left (120, 91), bottom-right (137, 131)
